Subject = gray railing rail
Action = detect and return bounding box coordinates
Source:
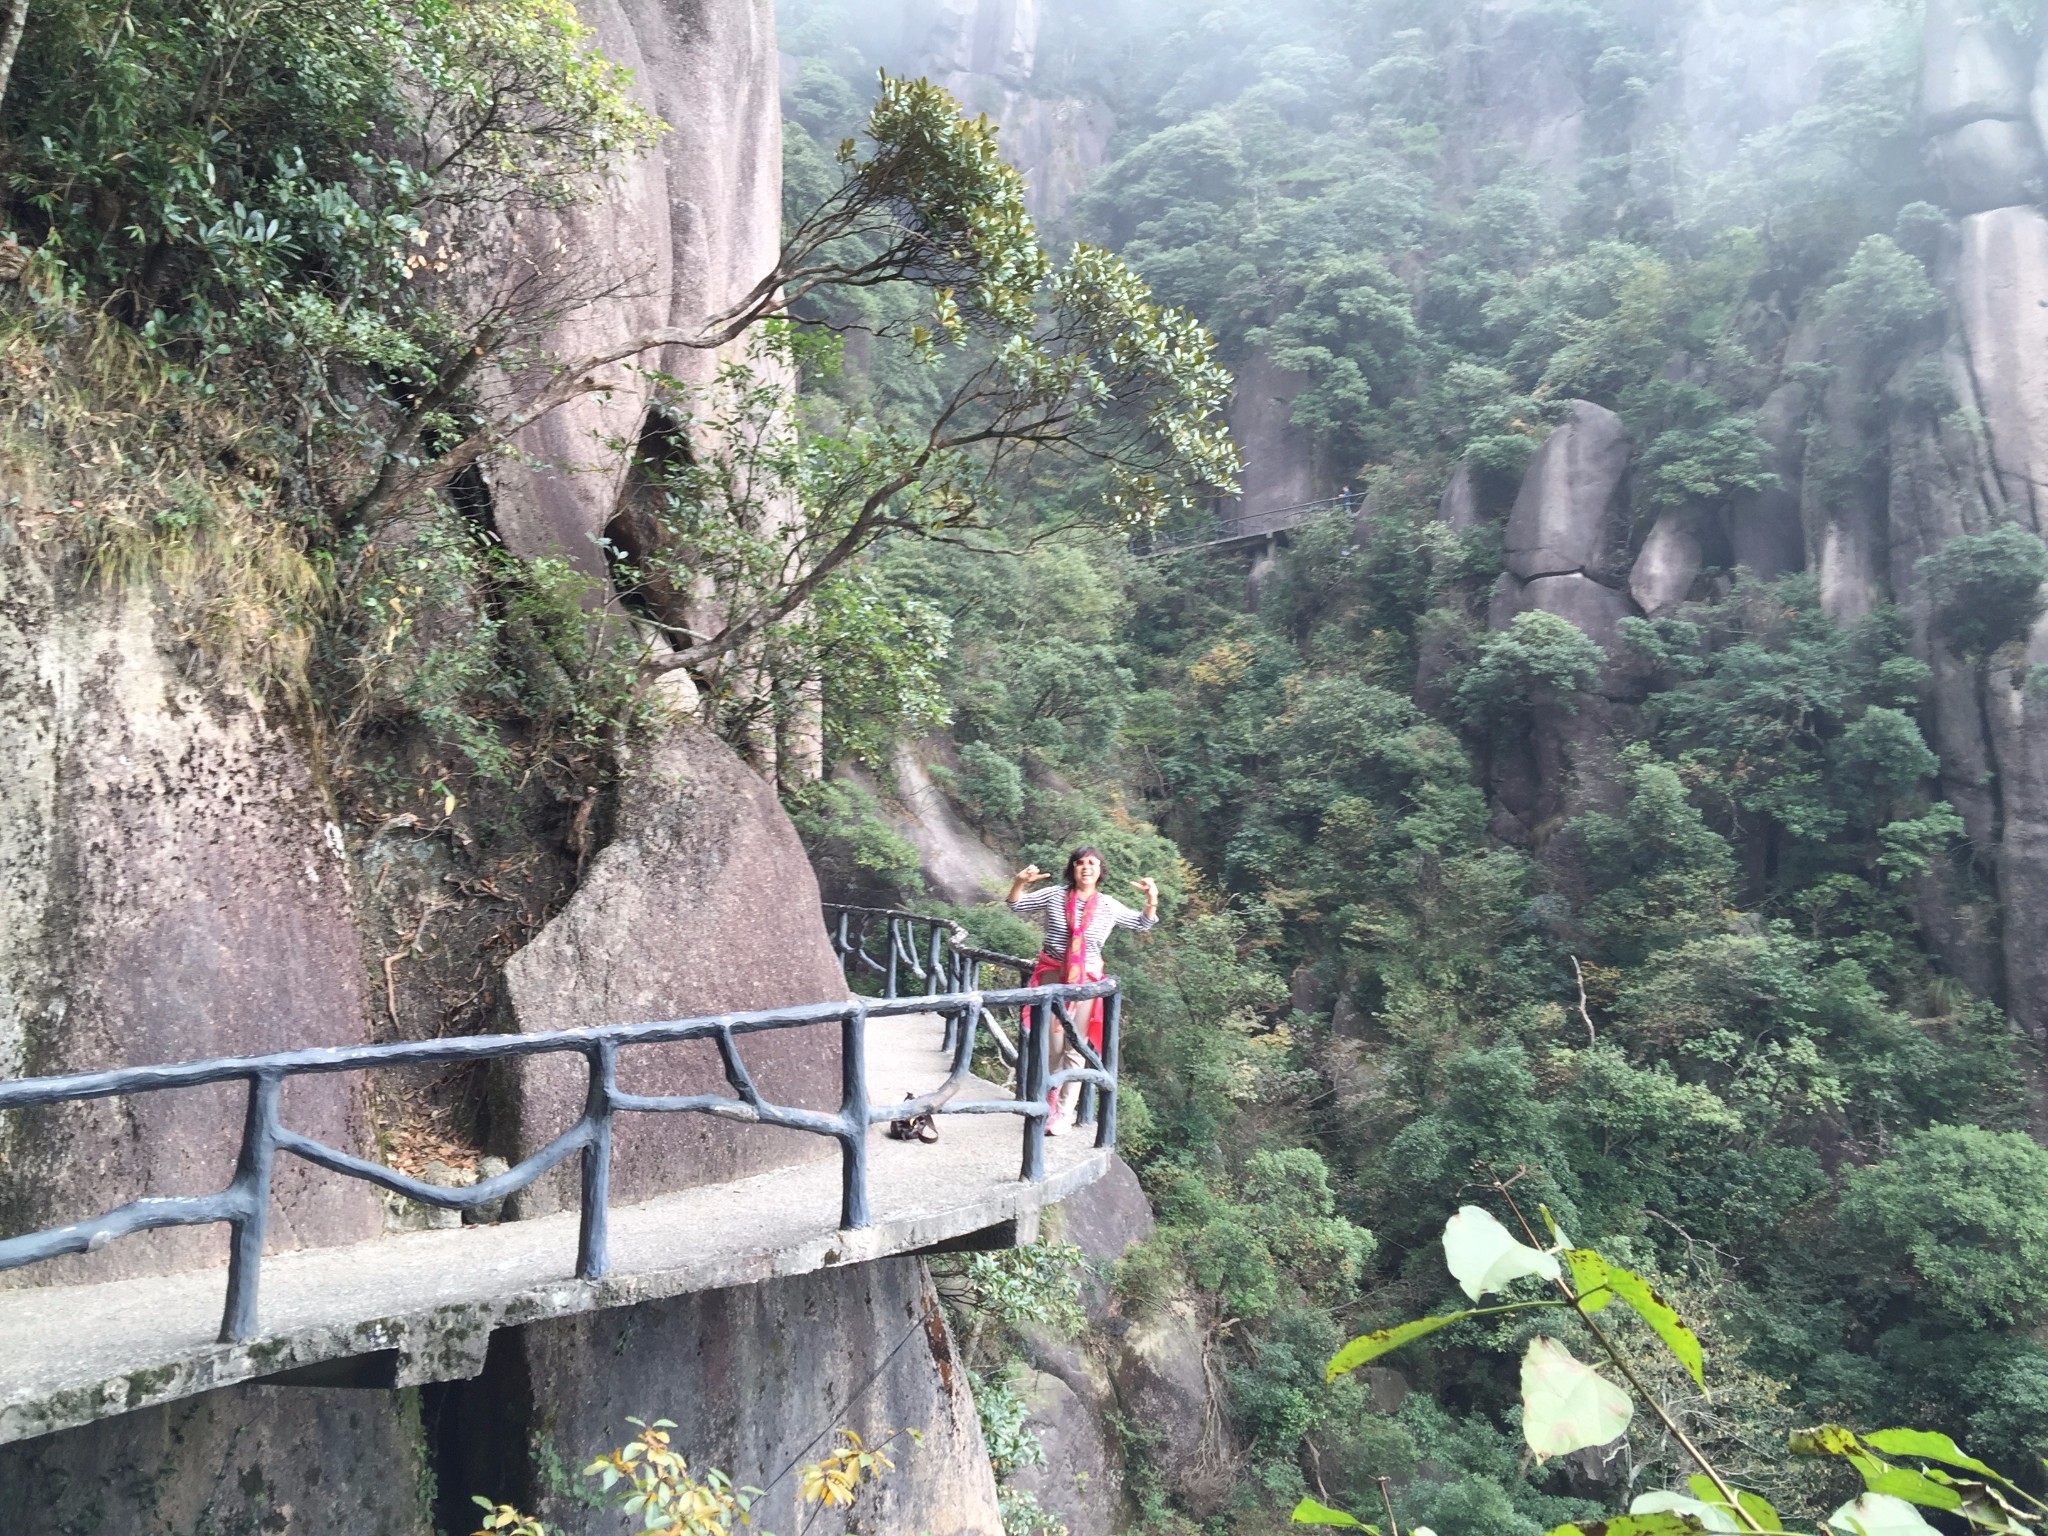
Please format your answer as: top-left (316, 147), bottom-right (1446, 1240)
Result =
top-left (823, 904), bottom-right (1038, 1066)
top-left (0, 919), bottom-right (1120, 1346)
top-left (1135, 491), bottom-right (1363, 558)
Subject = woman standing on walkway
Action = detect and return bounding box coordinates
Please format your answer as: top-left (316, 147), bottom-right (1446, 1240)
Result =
top-left (1007, 847), bottom-right (1158, 1132)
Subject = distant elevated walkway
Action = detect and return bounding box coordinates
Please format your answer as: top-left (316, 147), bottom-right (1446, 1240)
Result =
top-left (1137, 492), bottom-right (1360, 557)
top-left (0, 910), bottom-right (1121, 1444)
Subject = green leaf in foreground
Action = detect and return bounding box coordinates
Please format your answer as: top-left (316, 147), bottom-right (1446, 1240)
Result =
top-left (1830, 1492), bottom-right (1942, 1536)
top-left (1443, 1205), bottom-right (1561, 1299)
top-left (1522, 1336), bottom-right (1633, 1457)
top-left (1565, 1248), bottom-right (1615, 1312)
top-left (1685, 1476), bottom-right (1782, 1532)
top-left (1548, 1514), bottom-right (1708, 1536)
top-left (1291, 1497), bottom-right (1380, 1529)
top-left (1859, 1429), bottom-right (1999, 1480)
top-left (1601, 1262), bottom-right (1705, 1387)
top-left (1636, 1489), bottom-right (1739, 1532)
top-left (1791, 1425), bottom-right (1863, 1457)
top-left (1859, 1464), bottom-right (1963, 1511)
top-left (1325, 1312), bottom-right (1474, 1381)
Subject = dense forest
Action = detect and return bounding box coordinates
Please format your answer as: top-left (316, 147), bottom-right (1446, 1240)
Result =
top-left (776, 2), bottom-right (2048, 1532)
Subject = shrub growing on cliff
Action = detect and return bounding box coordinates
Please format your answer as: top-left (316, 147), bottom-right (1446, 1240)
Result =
top-left (1920, 524), bottom-right (2048, 659)
top-left (5, 0), bottom-right (656, 411)
top-left (1821, 234), bottom-right (1945, 350)
top-left (1453, 611), bottom-right (1605, 736)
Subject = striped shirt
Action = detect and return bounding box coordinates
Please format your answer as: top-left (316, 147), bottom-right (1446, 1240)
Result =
top-left (1009, 885), bottom-right (1157, 968)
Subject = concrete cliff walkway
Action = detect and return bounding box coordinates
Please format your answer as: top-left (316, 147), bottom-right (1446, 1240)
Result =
top-left (0, 1013), bottom-right (1107, 1446)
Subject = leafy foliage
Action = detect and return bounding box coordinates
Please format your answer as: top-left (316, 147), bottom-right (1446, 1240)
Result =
top-left (1920, 525), bottom-right (2048, 659)
top-left (1839, 1127), bottom-right (2048, 1330)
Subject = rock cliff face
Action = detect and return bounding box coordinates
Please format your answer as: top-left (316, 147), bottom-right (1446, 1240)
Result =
top-left (1839, 0), bottom-right (2048, 1043)
top-left (0, 491), bottom-right (381, 1285)
top-left (1483, 402), bottom-right (1643, 841)
top-left (839, 738), bottom-right (1014, 905)
top-left (432, 1257), bottom-right (1003, 1536)
top-left (1441, 0), bottom-right (2048, 1047)
top-left (1225, 344), bottom-right (1324, 525)
top-left (482, 0), bottom-right (788, 579)
top-left (907, 0), bottom-right (1115, 229)
top-left (0, 1382), bottom-right (435, 1536)
top-left (499, 719), bottom-right (845, 1215)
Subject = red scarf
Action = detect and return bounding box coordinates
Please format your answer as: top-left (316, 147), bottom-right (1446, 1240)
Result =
top-left (1062, 886), bottom-right (1099, 983)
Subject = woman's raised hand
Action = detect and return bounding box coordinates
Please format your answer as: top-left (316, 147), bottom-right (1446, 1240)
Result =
top-left (1132, 876), bottom-right (1158, 911)
top-left (1015, 864), bottom-right (1048, 884)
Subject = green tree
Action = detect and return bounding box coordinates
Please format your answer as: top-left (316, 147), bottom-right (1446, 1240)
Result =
top-left (1454, 611), bottom-right (1605, 737)
top-left (1841, 1125), bottom-right (2048, 1329)
top-left (1920, 524), bottom-right (2048, 659)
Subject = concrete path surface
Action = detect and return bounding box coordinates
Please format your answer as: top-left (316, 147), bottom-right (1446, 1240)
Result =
top-left (0, 1012), bottom-right (1107, 1445)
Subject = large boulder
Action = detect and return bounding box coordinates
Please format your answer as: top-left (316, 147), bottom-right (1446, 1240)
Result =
top-left (1930, 117), bottom-right (2046, 214)
top-left (1799, 315), bottom-right (1892, 622)
top-left (498, 719), bottom-right (844, 1214)
top-left (0, 1383), bottom-right (432, 1536)
top-left (1885, 351), bottom-right (2003, 849)
top-left (1629, 510), bottom-right (1704, 616)
top-left (1113, 1298), bottom-right (1232, 1516)
top-left (1005, 1366), bottom-right (1120, 1536)
top-left (1882, 357), bottom-right (2007, 993)
top-left (1984, 618), bottom-right (2048, 1046)
top-left (1224, 344), bottom-right (1323, 529)
top-left (1047, 1154), bottom-right (1153, 1268)
top-left (1727, 358), bottom-right (1818, 580)
top-left (1437, 461), bottom-right (1483, 533)
top-left (436, 1257), bottom-right (1002, 1536)
top-left (480, 0), bottom-right (787, 572)
top-left (1922, 0), bottom-right (2031, 132)
top-left (1046, 1152), bottom-right (1154, 1324)
top-left (0, 516), bottom-right (379, 1285)
top-left (1503, 401), bottom-right (1632, 580)
top-left (1954, 206), bottom-right (2048, 531)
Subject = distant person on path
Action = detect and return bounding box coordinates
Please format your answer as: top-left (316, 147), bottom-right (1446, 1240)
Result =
top-left (1007, 847), bottom-right (1158, 1132)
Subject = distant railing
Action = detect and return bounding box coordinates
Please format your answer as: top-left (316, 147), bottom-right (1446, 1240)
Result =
top-left (823, 904), bottom-right (1036, 1064)
top-left (0, 911), bottom-right (1119, 1346)
top-left (1135, 491), bottom-right (1362, 557)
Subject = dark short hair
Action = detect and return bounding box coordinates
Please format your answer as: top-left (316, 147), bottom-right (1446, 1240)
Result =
top-left (1065, 846), bottom-right (1107, 885)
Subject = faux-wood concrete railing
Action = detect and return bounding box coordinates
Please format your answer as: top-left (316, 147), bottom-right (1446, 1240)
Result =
top-left (0, 968), bottom-right (1120, 1346)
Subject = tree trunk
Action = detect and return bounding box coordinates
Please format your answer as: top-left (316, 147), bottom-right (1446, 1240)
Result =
top-left (0, 0), bottom-right (28, 119)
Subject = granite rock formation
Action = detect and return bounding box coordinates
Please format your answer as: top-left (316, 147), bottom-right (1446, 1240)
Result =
top-left (0, 495), bottom-right (380, 1285)
top-left (480, 0), bottom-right (788, 579)
top-left (1484, 403), bottom-right (1645, 840)
top-left (0, 1383), bottom-right (433, 1536)
top-left (499, 718), bottom-right (845, 1215)
top-left (433, 1257), bottom-right (1002, 1536)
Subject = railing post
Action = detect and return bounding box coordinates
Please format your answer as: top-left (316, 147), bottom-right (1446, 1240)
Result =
top-left (925, 921), bottom-right (944, 997)
top-left (839, 1004), bottom-right (871, 1229)
top-left (1020, 1000), bottom-right (1049, 1184)
top-left (1096, 987), bottom-right (1121, 1150)
top-left (219, 1071), bottom-right (282, 1343)
top-left (885, 920), bottom-right (900, 997)
top-left (835, 910), bottom-right (851, 979)
top-left (577, 1040), bottom-right (616, 1281)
